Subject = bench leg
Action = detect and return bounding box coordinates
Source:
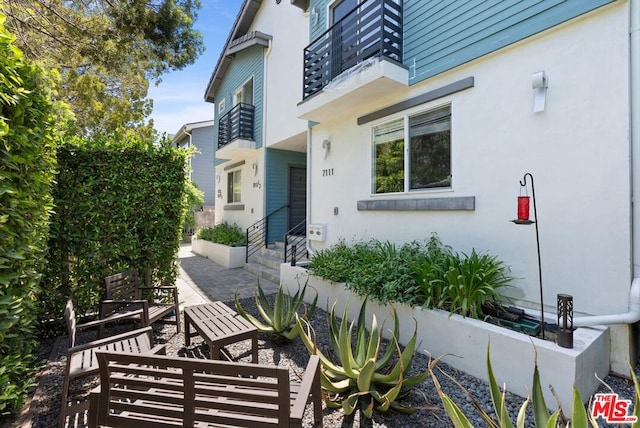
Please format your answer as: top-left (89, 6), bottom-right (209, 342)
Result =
top-left (184, 312), bottom-right (192, 347)
top-left (251, 333), bottom-right (258, 364)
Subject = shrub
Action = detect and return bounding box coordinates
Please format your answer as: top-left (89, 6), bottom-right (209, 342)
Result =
top-left (0, 12), bottom-right (60, 413)
top-left (41, 136), bottom-right (189, 326)
top-left (309, 239), bottom-right (424, 305)
top-left (410, 235), bottom-right (513, 318)
top-left (197, 221), bottom-right (246, 247)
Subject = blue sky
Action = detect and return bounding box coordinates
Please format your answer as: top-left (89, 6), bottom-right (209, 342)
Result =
top-left (148, 0), bottom-right (244, 136)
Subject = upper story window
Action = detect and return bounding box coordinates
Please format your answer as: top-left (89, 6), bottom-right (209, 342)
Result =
top-left (234, 78), bottom-right (253, 106)
top-left (227, 169), bottom-right (242, 203)
top-left (329, 0), bottom-right (357, 25)
top-left (372, 105), bottom-right (451, 194)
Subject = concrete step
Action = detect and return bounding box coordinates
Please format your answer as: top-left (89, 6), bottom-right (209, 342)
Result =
top-left (253, 253), bottom-right (283, 270)
top-left (243, 262), bottom-right (280, 285)
top-left (261, 247), bottom-right (285, 260)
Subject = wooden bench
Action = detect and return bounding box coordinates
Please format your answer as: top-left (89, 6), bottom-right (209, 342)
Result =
top-left (60, 300), bottom-right (166, 427)
top-left (88, 351), bottom-right (323, 427)
top-left (100, 270), bottom-right (181, 336)
top-left (184, 302), bottom-right (258, 362)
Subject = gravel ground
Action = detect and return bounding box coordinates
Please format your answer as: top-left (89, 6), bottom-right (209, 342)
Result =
top-left (4, 297), bottom-right (640, 427)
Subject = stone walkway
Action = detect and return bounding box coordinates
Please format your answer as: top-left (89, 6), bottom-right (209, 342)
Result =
top-left (176, 243), bottom-right (280, 307)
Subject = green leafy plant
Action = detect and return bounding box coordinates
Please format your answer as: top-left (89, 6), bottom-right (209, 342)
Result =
top-left (409, 235), bottom-right (513, 319)
top-left (197, 221), bottom-right (247, 247)
top-left (296, 299), bottom-right (429, 418)
top-left (429, 344), bottom-right (610, 427)
top-left (235, 280), bottom-right (317, 344)
top-left (437, 250), bottom-right (513, 319)
top-left (309, 239), bottom-right (425, 306)
top-left (0, 11), bottom-right (60, 414)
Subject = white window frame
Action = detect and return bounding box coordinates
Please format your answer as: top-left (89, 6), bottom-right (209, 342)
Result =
top-left (227, 169), bottom-right (242, 203)
top-left (233, 77), bottom-right (254, 106)
top-left (371, 104), bottom-right (452, 195)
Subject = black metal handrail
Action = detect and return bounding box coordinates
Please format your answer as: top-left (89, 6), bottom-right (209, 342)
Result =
top-left (302, 0), bottom-right (403, 100)
top-left (284, 220), bottom-right (308, 264)
top-left (245, 204), bottom-right (289, 263)
top-left (218, 103), bottom-right (255, 149)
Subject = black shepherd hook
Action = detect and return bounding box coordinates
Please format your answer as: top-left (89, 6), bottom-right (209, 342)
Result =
top-left (516, 172), bottom-right (545, 339)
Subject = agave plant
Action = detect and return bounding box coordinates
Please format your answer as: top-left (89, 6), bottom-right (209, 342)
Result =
top-left (296, 299), bottom-right (429, 418)
top-left (234, 280), bottom-right (317, 344)
top-left (428, 344), bottom-right (629, 427)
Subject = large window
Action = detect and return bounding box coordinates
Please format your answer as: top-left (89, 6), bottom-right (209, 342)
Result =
top-left (373, 105), bottom-right (451, 194)
top-left (227, 170), bottom-right (241, 203)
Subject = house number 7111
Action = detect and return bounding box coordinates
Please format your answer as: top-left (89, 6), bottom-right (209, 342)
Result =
top-left (322, 168), bottom-right (334, 177)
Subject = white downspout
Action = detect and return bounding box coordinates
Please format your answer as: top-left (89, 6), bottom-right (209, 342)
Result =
top-left (262, 39), bottom-right (272, 224)
top-left (306, 125), bottom-right (316, 258)
top-left (574, 0), bottom-right (640, 327)
top-left (574, 279), bottom-right (640, 326)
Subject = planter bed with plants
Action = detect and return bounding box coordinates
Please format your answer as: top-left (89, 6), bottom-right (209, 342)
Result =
top-left (191, 222), bottom-right (246, 268)
top-left (279, 236), bottom-right (610, 411)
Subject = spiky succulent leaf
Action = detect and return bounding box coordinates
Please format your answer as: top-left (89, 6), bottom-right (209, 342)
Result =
top-left (357, 358), bottom-right (376, 393)
top-left (628, 360), bottom-right (640, 428)
top-left (235, 290), bottom-right (276, 332)
top-left (516, 397), bottom-right (529, 428)
top-left (531, 351), bottom-right (549, 427)
top-left (255, 281), bottom-right (274, 325)
top-left (363, 396), bottom-right (375, 418)
top-left (487, 344), bottom-right (514, 428)
top-left (374, 309), bottom-right (401, 371)
top-left (342, 394), bottom-right (359, 416)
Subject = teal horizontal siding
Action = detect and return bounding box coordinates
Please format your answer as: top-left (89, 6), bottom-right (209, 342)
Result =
top-left (265, 149), bottom-right (307, 245)
top-left (213, 45), bottom-right (265, 153)
top-left (405, 0), bottom-right (615, 85)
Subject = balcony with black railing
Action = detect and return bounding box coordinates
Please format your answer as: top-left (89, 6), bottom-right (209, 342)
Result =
top-left (217, 103), bottom-right (256, 159)
top-left (298, 0), bottom-right (407, 122)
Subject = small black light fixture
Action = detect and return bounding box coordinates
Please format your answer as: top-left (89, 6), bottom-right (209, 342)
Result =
top-left (511, 172), bottom-right (545, 339)
top-left (557, 294), bottom-right (574, 348)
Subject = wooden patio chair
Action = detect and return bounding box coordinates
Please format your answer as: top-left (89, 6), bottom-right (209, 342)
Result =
top-left (99, 269), bottom-right (181, 337)
top-left (60, 300), bottom-right (166, 427)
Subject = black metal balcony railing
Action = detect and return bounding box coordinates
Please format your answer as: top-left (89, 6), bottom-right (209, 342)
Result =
top-left (217, 103), bottom-right (255, 149)
top-left (302, 0), bottom-right (402, 100)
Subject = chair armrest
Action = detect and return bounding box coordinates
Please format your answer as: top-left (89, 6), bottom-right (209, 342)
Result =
top-left (290, 355), bottom-right (321, 421)
top-left (75, 309), bottom-right (144, 331)
top-left (150, 344), bottom-right (167, 355)
top-left (67, 326), bottom-right (154, 355)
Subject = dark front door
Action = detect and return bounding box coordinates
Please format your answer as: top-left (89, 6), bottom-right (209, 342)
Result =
top-left (288, 165), bottom-right (306, 231)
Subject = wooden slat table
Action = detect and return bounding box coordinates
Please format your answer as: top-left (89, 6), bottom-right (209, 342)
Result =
top-left (184, 302), bottom-right (259, 363)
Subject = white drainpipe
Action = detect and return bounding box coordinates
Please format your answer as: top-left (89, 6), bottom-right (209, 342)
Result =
top-left (574, 0), bottom-right (640, 327)
top-left (306, 125), bottom-right (316, 258)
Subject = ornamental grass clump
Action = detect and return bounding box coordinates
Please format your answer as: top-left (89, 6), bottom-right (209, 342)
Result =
top-left (235, 280), bottom-right (317, 345)
top-left (296, 299), bottom-right (430, 418)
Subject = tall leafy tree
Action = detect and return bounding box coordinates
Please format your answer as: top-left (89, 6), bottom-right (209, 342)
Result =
top-left (0, 0), bottom-right (204, 137)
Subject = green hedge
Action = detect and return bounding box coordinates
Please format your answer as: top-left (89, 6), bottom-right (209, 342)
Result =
top-left (40, 137), bottom-right (189, 325)
top-left (0, 14), bottom-right (59, 413)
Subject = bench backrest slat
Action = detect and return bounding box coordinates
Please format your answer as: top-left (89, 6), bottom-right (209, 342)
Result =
top-left (104, 270), bottom-right (141, 300)
top-left (95, 351), bottom-right (294, 427)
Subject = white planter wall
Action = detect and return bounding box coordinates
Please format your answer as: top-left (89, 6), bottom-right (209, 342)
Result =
top-left (281, 264), bottom-right (610, 411)
top-left (191, 237), bottom-right (245, 268)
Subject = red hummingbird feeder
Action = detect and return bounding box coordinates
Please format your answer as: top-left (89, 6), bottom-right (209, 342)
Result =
top-left (518, 196), bottom-right (530, 221)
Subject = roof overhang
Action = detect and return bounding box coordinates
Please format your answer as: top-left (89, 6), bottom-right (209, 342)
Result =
top-left (171, 120), bottom-right (215, 145)
top-left (204, 0), bottom-right (263, 103)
